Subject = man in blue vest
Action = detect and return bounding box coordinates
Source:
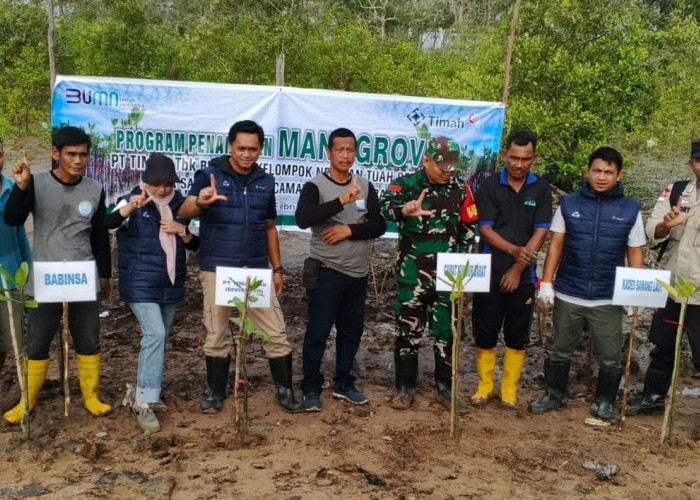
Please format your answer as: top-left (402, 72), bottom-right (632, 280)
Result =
top-left (530, 146), bottom-right (645, 422)
top-left (180, 120), bottom-right (302, 414)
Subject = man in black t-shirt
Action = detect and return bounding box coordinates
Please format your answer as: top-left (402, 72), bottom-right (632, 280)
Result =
top-left (471, 130), bottom-right (552, 408)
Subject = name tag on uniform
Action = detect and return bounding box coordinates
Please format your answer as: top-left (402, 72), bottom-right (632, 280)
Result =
top-left (215, 267), bottom-right (272, 308)
top-left (33, 261), bottom-right (97, 302)
top-left (612, 267), bottom-right (671, 307)
top-left (435, 253), bottom-right (491, 292)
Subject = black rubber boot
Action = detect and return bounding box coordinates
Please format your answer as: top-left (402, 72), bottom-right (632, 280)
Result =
top-left (434, 350), bottom-right (467, 413)
top-left (0, 352), bottom-right (5, 378)
top-left (389, 346), bottom-right (418, 410)
top-left (201, 356), bottom-right (230, 413)
top-left (268, 354), bottom-right (303, 413)
top-left (627, 367), bottom-right (671, 416)
top-left (590, 367), bottom-right (622, 423)
top-left (529, 358), bottom-right (570, 414)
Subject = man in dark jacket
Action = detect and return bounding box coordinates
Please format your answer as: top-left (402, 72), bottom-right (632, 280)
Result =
top-left (180, 120), bottom-right (302, 414)
top-left (530, 146), bottom-right (645, 422)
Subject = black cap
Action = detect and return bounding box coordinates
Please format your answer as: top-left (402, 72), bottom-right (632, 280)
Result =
top-left (142, 153), bottom-right (179, 184)
top-left (692, 140), bottom-right (700, 160)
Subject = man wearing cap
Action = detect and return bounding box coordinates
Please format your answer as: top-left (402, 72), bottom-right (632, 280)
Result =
top-left (530, 146), bottom-right (645, 423)
top-left (179, 120), bottom-right (302, 414)
top-left (3, 126), bottom-right (112, 424)
top-left (106, 153), bottom-right (198, 433)
top-left (627, 140), bottom-right (700, 437)
top-left (380, 136), bottom-right (476, 410)
top-left (295, 128), bottom-right (386, 412)
top-left (471, 130), bottom-right (552, 409)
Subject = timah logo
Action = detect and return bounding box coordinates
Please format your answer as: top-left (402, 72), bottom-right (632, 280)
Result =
top-left (65, 88), bottom-right (119, 107)
top-left (407, 107), bottom-right (426, 126)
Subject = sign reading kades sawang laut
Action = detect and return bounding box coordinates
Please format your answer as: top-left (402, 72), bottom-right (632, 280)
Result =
top-left (215, 267), bottom-right (272, 308)
top-left (33, 261), bottom-right (97, 303)
top-left (612, 267), bottom-right (671, 307)
top-left (435, 253), bottom-right (491, 292)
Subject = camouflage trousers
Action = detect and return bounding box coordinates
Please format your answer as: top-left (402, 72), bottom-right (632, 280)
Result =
top-left (393, 253), bottom-right (455, 362)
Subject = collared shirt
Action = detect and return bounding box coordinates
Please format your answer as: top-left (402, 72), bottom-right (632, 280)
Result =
top-left (475, 168), bottom-right (552, 286)
top-left (0, 175), bottom-right (32, 289)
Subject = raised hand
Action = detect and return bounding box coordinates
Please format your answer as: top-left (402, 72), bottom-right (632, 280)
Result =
top-left (13, 149), bottom-right (31, 190)
top-left (401, 189), bottom-right (435, 217)
top-left (663, 199), bottom-right (693, 230)
top-left (119, 185), bottom-right (155, 217)
top-left (339, 175), bottom-right (361, 205)
top-left (197, 174), bottom-right (227, 206)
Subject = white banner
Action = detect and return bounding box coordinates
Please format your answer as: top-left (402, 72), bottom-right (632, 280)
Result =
top-left (33, 261), bottom-right (97, 303)
top-left (612, 267), bottom-right (671, 307)
top-left (52, 76), bottom-right (505, 232)
top-left (215, 267), bottom-right (272, 308)
top-left (435, 253), bottom-right (491, 292)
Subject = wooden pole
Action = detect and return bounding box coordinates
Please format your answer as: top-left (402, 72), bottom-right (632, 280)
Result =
top-left (501, 0), bottom-right (522, 106)
top-left (1, 276), bottom-right (30, 438)
top-left (619, 307), bottom-right (639, 428)
top-left (276, 53), bottom-right (285, 87)
top-left (47, 0), bottom-right (57, 94)
top-left (450, 294), bottom-right (464, 439)
top-left (661, 301), bottom-right (688, 444)
top-left (233, 277), bottom-right (251, 433)
top-left (62, 302), bottom-right (70, 417)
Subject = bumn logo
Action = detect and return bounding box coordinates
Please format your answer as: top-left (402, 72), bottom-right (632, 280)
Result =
top-left (407, 107), bottom-right (426, 126)
top-left (65, 88), bottom-right (119, 107)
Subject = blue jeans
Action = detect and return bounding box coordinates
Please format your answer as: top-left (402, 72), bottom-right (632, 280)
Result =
top-left (129, 302), bottom-right (177, 404)
top-left (301, 268), bottom-right (368, 395)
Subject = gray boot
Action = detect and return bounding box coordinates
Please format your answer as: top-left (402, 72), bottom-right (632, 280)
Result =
top-left (434, 350), bottom-right (467, 413)
top-left (390, 347), bottom-right (418, 410)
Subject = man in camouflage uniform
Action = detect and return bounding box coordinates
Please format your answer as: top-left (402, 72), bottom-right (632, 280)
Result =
top-left (380, 136), bottom-right (476, 410)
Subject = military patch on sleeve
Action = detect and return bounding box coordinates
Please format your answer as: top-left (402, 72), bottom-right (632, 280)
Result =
top-left (388, 184), bottom-right (401, 193)
top-left (658, 186), bottom-right (671, 201)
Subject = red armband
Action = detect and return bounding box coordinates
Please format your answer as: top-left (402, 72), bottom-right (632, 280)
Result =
top-left (460, 184), bottom-right (478, 224)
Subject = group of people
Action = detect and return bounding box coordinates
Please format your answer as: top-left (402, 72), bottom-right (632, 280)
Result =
top-left (0, 123), bottom-right (698, 437)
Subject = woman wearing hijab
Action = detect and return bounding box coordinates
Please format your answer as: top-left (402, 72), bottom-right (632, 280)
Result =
top-left (106, 153), bottom-right (198, 433)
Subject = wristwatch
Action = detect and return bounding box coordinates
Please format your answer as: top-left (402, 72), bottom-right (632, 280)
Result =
top-left (272, 266), bottom-right (283, 274)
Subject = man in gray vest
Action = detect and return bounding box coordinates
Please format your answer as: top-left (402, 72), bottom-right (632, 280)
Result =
top-left (3, 126), bottom-right (112, 424)
top-left (295, 127), bottom-right (386, 411)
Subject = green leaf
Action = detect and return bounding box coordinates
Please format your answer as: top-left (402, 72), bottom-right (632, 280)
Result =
top-left (24, 299), bottom-right (38, 309)
top-left (244, 318), bottom-right (256, 334)
top-left (656, 279), bottom-right (678, 298)
top-left (255, 330), bottom-right (271, 343)
top-left (0, 295), bottom-right (9, 303)
top-left (230, 318), bottom-right (242, 327)
top-left (444, 269), bottom-right (455, 283)
top-left (248, 295), bottom-right (258, 303)
top-left (0, 266), bottom-right (15, 288)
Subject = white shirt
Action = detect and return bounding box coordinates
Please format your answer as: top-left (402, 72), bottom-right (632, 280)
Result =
top-left (550, 207), bottom-right (646, 307)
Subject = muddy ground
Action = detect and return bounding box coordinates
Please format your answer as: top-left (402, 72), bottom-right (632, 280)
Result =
top-left (1, 143), bottom-right (700, 499)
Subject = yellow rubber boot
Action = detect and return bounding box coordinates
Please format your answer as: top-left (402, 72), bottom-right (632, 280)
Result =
top-left (501, 347), bottom-right (526, 408)
top-left (471, 348), bottom-right (496, 405)
top-left (76, 353), bottom-right (112, 416)
top-left (3, 359), bottom-right (50, 424)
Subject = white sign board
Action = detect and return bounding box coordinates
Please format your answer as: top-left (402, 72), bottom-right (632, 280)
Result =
top-left (33, 261), bottom-right (97, 303)
top-left (435, 253), bottom-right (491, 292)
top-left (612, 267), bottom-right (672, 307)
top-left (215, 267), bottom-right (272, 308)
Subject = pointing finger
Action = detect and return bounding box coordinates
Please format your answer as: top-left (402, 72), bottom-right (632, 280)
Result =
top-left (416, 189), bottom-right (427, 205)
top-left (210, 174), bottom-right (217, 189)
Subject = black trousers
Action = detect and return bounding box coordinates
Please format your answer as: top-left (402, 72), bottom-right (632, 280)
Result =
top-left (649, 298), bottom-right (700, 373)
top-left (27, 301), bottom-right (101, 360)
top-left (472, 284), bottom-right (535, 350)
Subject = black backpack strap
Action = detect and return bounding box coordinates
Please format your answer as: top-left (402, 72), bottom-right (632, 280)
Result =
top-left (656, 180), bottom-right (690, 262)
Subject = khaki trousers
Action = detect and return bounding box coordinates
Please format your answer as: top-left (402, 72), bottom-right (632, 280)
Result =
top-left (200, 271), bottom-right (291, 359)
